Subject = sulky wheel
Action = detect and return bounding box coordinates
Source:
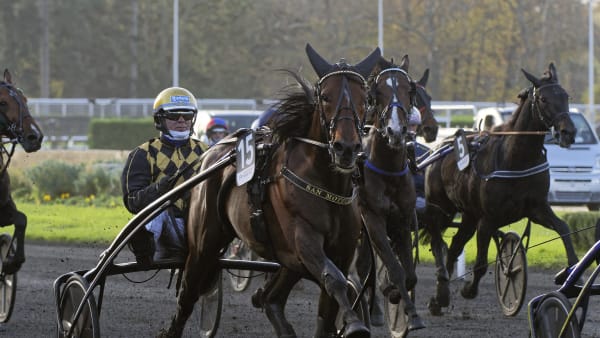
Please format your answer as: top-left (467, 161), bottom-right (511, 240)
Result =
top-left (0, 233), bottom-right (17, 323)
top-left (530, 291), bottom-right (581, 338)
top-left (495, 231), bottom-right (527, 316)
top-left (192, 271), bottom-right (223, 338)
top-left (226, 239), bottom-right (254, 292)
top-left (57, 274), bottom-right (100, 338)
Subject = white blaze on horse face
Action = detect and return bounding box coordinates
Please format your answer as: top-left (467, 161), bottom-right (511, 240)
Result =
top-left (386, 77), bottom-right (402, 132)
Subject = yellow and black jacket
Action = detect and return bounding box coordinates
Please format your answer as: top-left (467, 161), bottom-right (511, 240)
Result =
top-left (121, 136), bottom-right (207, 216)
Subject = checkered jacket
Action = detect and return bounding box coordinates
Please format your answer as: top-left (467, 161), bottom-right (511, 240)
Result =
top-left (121, 136), bottom-right (208, 216)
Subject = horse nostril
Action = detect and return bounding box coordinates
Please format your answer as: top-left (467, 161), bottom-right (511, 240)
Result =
top-left (402, 126), bottom-right (407, 134)
top-left (332, 141), bottom-right (344, 154)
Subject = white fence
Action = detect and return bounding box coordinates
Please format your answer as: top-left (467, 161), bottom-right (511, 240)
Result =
top-left (28, 98), bottom-right (278, 118)
top-left (27, 97), bottom-right (599, 122)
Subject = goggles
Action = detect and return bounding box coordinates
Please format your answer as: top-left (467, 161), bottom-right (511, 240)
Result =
top-left (163, 111), bottom-right (195, 121)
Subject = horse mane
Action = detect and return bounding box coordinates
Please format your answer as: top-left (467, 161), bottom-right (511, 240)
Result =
top-left (495, 87), bottom-right (531, 131)
top-left (270, 69), bottom-right (315, 142)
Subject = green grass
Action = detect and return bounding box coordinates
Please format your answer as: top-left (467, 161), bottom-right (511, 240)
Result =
top-left (15, 201), bottom-right (578, 269)
top-left (18, 202), bottom-right (131, 245)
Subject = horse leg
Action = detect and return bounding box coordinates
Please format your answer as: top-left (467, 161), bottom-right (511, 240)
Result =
top-left (445, 217), bottom-right (476, 279)
top-left (530, 204), bottom-right (579, 266)
top-left (351, 232), bottom-right (384, 327)
top-left (362, 212), bottom-right (424, 331)
top-left (251, 267), bottom-right (300, 337)
top-left (386, 213), bottom-right (425, 331)
top-left (2, 207), bottom-right (26, 274)
top-left (461, 221), bottom-right (494, 299)
top-left (159, 253), bottom-right (221, 338)
top-left (424, 212), bottom-right (451, 315)
top-left (296, 229), bottom-right (368, 338)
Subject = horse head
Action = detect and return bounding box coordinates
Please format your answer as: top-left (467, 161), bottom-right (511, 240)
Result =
top-left (414, 69), bottom-right (438, 142)
top-left (521, 63), bottom-right (575, 148)
top-left (0, 69), bottom-right (43, 152)
top-left (306, 43), bottom-right (380, 172)
top-left (367, 55), bottom-right (415, 149)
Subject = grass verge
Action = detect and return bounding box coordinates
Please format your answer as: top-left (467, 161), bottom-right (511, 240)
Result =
top-left (15, 201), bottom-right (580, 270)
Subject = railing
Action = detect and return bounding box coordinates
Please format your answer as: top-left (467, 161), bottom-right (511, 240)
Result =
top-left (25, 98), bottom-right (600, 149)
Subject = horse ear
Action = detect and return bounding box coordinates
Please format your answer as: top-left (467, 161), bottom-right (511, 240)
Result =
top-left (418, 68), bottom-right (429, 87)
top-left (354, 47), bottom-right (382, 79)
top-left (521, 68), bottom-right (542, 88)
top-left (548, 62), bottom-right (558, 82)
top-left (306, 43), bottom-right (332, 78)
top-left (399, 54), bottom-right (410, 72)
top-left (3, 69), bottom-right (11, 83)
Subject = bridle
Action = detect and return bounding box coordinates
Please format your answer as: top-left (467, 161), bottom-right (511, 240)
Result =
top-left (369, 67), bottom-right (416, 139)
top-left (295, 67), bottom-right (368, 162)
top-left (0, 82), bottom-right (30, 143)
top-left (531, 83), bottom-right (571, 130)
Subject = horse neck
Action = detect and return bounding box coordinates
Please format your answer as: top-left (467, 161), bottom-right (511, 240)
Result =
top-left (284, 133), bottom-right (355, 196)
top-left (366, 129), bottom-right (408, 171)
top-left (499, 99), bottom-right (547, 165)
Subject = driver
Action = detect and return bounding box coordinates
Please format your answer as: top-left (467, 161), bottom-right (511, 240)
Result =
top-left (407, 107), bottom-right (427, 211)
top-left (205, 117), bottom-right (229, 146)
top-left (121, 86), bottom-right (208, 265)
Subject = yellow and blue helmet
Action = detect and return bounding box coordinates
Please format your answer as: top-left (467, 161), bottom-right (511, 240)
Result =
top-left (152, 87), bottom-right (198, 134)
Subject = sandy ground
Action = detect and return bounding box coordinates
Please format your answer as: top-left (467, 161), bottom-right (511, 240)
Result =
top-left (1, 241), bottom-right (600, 337)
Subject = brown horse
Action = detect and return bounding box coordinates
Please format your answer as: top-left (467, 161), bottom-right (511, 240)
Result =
top-left (422, 62), bottom-right (579, 315)
top-left (0, 69), bottom-right (43, 274)
top-left (413, 68), bottom-right (438, 143)
top-left (159, 44), bottom-right (380, 338)
top-left (356, 55), bottom-right (426, 333)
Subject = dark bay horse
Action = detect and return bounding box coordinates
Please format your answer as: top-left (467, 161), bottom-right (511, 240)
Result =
top-left (356, 55), bottom-right (425, 332)
top-left (422, 63), bottom-right (579, 315)
top-left (159, 44), bottom-right (381, 338)
top-left (0, 69), bottom-right (43, 274)
top-left (413, 68), bottom-right (438, 143)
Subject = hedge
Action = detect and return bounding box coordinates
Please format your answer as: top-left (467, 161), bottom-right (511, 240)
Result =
top-left (563, 211), bottom-right (600, 253)
top-left (89, 118), bottom-right (156, 150)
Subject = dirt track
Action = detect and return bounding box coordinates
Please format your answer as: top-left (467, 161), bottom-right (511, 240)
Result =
top-left (2, 241), bottom-right (600, 337)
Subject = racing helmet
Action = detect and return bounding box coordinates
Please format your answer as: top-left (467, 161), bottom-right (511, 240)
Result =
top-left (152, 87), bottom-right (198, 135)
top-left (205, 118), bottom-right (228, 145)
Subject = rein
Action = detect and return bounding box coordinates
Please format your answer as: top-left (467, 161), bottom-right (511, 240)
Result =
top-left (0, 139), bottom-right (17, 177)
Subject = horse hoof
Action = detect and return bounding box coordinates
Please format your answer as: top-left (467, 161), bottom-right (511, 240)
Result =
top-left (435, 280), bottom-right (450, 307)
top-left (460, 283), bottom-right (478, 299)
top-left (427, 297), bottom-right (443, 316)
top-left (251, 288), bottom-right (264, 308)
top-left (343, 321), bottom-right (370, 338)
top-left (1, 256), bottom-right (24, 275)
top-left (408, 315), bottom-right (426, 331)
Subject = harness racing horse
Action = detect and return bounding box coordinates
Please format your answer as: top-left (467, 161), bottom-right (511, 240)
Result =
top-left (356, 55), bottom-right (425, 332)
top-left (413, 68), bottom-right (438, 143)
top-left (159, 44), bottom-right (381, 338)
top-left (422, 62), bottom-right (579, 315)
top-left (0, 69), bottom-right (43, 275)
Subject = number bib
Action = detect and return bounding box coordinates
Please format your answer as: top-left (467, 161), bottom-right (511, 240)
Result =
top-left (236, 130), bottom-right (256, 186)
top-left (454, 130), bottom-right (470, 171)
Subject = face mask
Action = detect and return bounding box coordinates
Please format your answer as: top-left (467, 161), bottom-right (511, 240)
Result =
top-left (165, 130), bottom-right (190, 141)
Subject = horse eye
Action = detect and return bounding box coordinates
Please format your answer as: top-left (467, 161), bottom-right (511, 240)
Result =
top-left (320, 94), bottom-right (330, 103)
top-left (540, 96), bottom-right (547, 103)
top-left (0, 101), bottom-right (6, 107)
